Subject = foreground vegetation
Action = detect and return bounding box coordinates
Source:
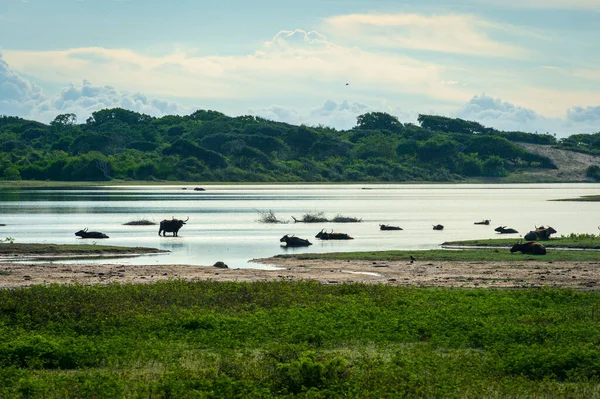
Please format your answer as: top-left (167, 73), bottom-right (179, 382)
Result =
top-left (0, 280), bottom-right (599, 398)
top-left (0, 109), bottom-right (564, 183)
top-left (443, 233), bottom-right (600, 250)
top-left (0, 243), bottom-right (165, 256)
top-left (279, 247), bottom-right (600, 262)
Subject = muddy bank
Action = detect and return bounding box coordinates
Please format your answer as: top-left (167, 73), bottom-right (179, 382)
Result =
top-left (1, 257), bottom-right (598, 290)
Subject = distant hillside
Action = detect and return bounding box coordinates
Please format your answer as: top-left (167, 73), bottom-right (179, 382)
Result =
top-left (512, 143), bottom-right (600, 182)
top-left (0, 109), bottom-right (595, 183)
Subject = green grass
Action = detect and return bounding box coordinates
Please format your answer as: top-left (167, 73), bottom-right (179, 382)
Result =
top-left (443, 233), bottom-right (600, 250)
top-left (277, 247), bottom-right (600, 262)
top-left (0, 243), bottom-right (166, 255)
top-left (0, 280), bottom-right (599, 398)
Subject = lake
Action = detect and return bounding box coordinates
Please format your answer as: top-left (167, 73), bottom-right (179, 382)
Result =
top-left (0, 183), bottom-right (598, 268)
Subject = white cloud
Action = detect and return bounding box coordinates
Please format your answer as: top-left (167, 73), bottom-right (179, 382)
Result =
top-left (0, 53), bottom-right (187, 122)
top-left (265, 29), bottom-right (329, 50)
top-left (250, 100), bottom-right (419, 131)
top-left (1, 27), bottom-right (474, 107)
top-left (567, 106), bottom-right (600, 123)
top-left (308, 100), bottom-right (369, 129)
top-left (322, 13), bottom-right (529, 58)
top-left (0, 54), bottom-right (45, 116)
top-left (248, 105), bottom-right (303, 126)
top-left (475, 0), bottom-right (600, 9)
top-left (249, 100), bottom-right (369, 129)
top-left (456, 94), bottom-right (600, 136)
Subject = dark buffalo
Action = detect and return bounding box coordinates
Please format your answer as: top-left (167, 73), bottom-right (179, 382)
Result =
top-left (495, 226), bottom-right (518, 234)
top-left (535, 225), bottom-right (557, 240)
top-left (159, 217), bottom-right (189, 237)
top-left (380, 224), bottom-right (403, 231)
top-left (75, 228), bottom-right (109, 239)
top-left (315, 229), bottom-right (353, 240)
top-left (524, 225), bottom-right (557, 241)
top-left (280, 235), bottom-right (312, 247)
top-left (474, 219), bottom-right (491, 225)
top-left (432, 224), bottom-right (444, 230)
top-left (524, 231), bottom-right (538, 241)
top-left (510, 241), bottom-right (547, 255)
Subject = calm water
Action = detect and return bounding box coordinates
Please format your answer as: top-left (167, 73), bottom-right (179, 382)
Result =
top-left (0, 184), bottom-right (598, 268)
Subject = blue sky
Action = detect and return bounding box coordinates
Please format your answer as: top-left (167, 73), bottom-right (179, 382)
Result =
top-left (1, 0), bottom-right (599, 136)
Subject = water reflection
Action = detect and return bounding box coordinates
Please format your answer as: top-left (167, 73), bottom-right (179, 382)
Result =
top-left (0, 183), bottom-right (598, 268)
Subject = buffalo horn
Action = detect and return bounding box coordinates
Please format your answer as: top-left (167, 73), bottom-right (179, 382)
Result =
top-left (185, 216), bottom-right (189, 222)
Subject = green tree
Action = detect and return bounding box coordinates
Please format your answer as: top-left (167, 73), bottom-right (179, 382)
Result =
top-left (2, 166), bottom-right (21, 180)
top-left (586, 165), bottom-right (600, 181)
top-left (457, 152), bottom-right (483, 176)
top-left (416, 136), bottom-right (458, 161)
top-left (356, 112), bottom-right (402, 131)
top-left (353, 134), bottom-right (396, 159)
top-left (50, 113), bottom-right (77, 126)
top-left (482, 156), bottom-right (507, 177)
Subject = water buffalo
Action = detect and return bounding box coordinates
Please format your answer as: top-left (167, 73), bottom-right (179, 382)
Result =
top-left (524, 231), bottom-right (538, 241)
top-left (524, 226), bottom-right (557, 241)
top-left (159, 217), bottom-right (189, 237)
top-left (495, 226), bottom-right (518, 234)
top-left (535, 225), bottom-right (557, 240)
top-left (380, 224), bottom-right (403, 231)
top-left (280, 235), bottom-right (312, 247)
top-left (510, 241), bottom-right (547, 255)
top-left (75, 228), bottom-right (109, 239)
top-left (315, 229), bottom-right (353, 240)
top-left (433, 224), bottom-right (444, 230)
top-left (474, 219), bottom-right (491, 225)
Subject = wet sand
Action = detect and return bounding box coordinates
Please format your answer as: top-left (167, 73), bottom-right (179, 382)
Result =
top-left (1, 257), bottom-right (599, 290)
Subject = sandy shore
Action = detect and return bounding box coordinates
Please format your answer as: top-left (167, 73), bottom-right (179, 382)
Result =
top-left (1, 256), bottom-right (599, 290)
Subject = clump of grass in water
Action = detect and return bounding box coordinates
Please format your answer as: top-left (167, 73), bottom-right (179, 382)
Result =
top-left (293, 211), bottom-right (329, 223)
top-left (256, 210), bottom-right (288, 224)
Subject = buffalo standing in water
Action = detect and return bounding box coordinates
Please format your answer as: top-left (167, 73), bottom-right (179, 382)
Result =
top-left (159, 217), bottom-right (189, 237)
top-left (75, 228), bottom-right (109, 239)
top-left (432, 224), bottom-right (444, 230)
top-left (280, 235), bottom-right (312, 247)
top-left (510, 241), bottom-right (547, 255)
top-left (474, 219), bottom-right (491, 225)
top-left (495, 226), bottom-right (519, 234)
top-left (315, 229), bottom-right (353, 240)
top-left (380, 224), bottom-right (403, 231)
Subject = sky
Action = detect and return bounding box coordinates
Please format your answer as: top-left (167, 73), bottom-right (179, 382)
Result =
top-left (1, 0), bottom-right (599, 137)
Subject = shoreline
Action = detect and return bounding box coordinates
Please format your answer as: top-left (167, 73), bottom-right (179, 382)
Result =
top-left (1, 256), bottom-right (598, 290)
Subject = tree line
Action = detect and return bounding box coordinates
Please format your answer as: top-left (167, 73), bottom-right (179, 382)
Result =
top-left (0, 108), bottom-right (579, 182)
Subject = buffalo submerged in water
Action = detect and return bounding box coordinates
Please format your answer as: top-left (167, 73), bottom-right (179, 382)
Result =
top-left (159, 217), bottom-right (189, 237)
top-left (495, 226), bottom-right (519, 234)
top-left (315, 229), bottom-right (353, 240)
top-left (75, 228), bottom-right (109, 239)
top-left (280, 235), bottom-right (312, 247)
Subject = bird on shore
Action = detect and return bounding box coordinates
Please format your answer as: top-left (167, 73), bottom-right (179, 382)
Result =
top-left (410, 255), bottom-right (416, 264)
